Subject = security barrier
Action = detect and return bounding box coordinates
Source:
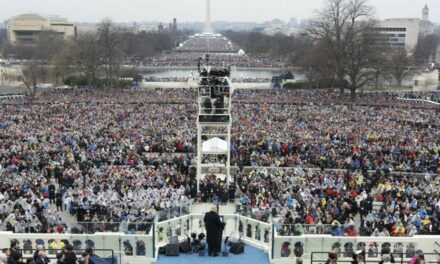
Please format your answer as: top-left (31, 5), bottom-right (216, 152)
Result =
top-left (2, 207), bottom-right (440, 264)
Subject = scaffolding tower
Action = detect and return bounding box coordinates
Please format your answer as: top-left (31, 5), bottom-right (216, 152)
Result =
top-left (196, 65), bottom-right (234, 192)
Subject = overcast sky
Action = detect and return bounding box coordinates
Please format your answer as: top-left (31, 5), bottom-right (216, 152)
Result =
top-left (0, 0), bottom-right (438, 24)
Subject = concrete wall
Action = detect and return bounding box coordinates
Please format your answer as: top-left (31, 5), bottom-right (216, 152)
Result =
top-left (0, 231), bottom-right (155, 264)
top-left (272, 234), bottom-right (440, 264)
top-left (2, 213), bottom-right (440, 264)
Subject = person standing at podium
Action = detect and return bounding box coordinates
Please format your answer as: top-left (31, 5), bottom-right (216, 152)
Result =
top-left (204, 206), bottom-right (225, 256)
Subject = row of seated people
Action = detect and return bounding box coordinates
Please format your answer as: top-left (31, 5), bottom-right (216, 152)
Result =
top-left (238, 168), bottom-right (440, 236)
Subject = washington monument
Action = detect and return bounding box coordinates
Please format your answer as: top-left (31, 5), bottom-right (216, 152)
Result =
top-left (204, 0), bottom-right (214, 33)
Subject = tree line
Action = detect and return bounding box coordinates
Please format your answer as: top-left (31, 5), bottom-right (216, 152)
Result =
top-left (1, 4), bottom-right (439, 100)
top-left (0, 20), bottom-right (179, 95)
top-left (294, 0), bottom-right (440, 100)
top-left (222, 30), bottom-right (309, 61)
top-left (225, 0), bottom-right (439, 100)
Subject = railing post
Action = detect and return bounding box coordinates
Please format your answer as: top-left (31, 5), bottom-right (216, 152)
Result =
top-left (152, 222), bottom-right (156, 259)
top-left (271, 223), bottom-right (275, 260)
top-left (118, 236), bottom-right (122, 264)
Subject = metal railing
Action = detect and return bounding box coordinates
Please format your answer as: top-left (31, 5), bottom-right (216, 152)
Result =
top-left (397, 97), bottom-right (440, 106)
top-left (275, 224), bottom-right (349, 236)
top-left (156, 203), bottom-right (192, 222)
top-left (237, 204), bottom-right (271, 223)
top-left (311, 251), bottom-right (440, 264)
top-left (19, 248), bottom-right (116, 264)
top-left (74, 222), bottom-right (154, 235)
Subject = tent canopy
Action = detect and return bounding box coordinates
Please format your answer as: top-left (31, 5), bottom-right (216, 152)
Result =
top-left (202, 137), bottom-right (227, 153)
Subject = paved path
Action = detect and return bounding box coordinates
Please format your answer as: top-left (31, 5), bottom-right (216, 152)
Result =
top-left (49, 179), bottom-right (83, 233)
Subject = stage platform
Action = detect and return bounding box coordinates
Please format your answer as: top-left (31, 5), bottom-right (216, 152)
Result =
top-left (155, 245), bottom-right (270, 264)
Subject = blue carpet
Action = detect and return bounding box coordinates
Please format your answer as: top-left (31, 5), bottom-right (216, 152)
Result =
top-left (156, 245), bottom-right (269, 264)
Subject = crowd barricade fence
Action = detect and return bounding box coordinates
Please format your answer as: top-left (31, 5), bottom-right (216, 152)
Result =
top-left (2, 210), bottom-right (440, 264)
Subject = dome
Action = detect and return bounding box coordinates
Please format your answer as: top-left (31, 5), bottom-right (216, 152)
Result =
top-left (238, 49), bottom-right (246, 56)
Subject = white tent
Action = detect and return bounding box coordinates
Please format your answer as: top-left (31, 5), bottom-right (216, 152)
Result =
top-left (202, 137), bottom-right (227, 153)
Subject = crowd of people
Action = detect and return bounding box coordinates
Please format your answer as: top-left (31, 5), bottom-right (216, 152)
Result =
top-left (233, 89), bottom-right (440, 109)
top-left (143, 77), bottom-right (190, 83)
top-left (142, 76), bottom-right (270, 84)
top-left (236, 167), bottom-right (440, 237)
top-left (0, 90), bottom-right (198, 233)
top-left (62, 156), bottom-right (194, 233)
top-left (142, 52), bottom-right (287, 68)
top-left (230, 77), bottom-right (271, 83)
top-left (0, 239), bottom-right (96, 264)
top-left (176, 34), bottom-right (239, 53)
top-left (0, 88), bottom-right (439, 239)
top-left (231, 103), bottom-right (439, 172)
top-left (365, 172), bottom-right (440, 236)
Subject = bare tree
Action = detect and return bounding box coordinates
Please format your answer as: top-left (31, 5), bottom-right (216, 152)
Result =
top-left (72, 32), bottom-right (103, 88)
top-left (52, 44), bottom-right (74, 85)
top-left (19, 31), bottom-right (63, 97)
top-left (35, 31), bottom-right (65, 61)
top-left (308, 0), bottom-right (379, 99)
top-left (21, 60), bottom-right (44, 98)
top-left (98, 20), bottom-right (123, 88)
top-left (0, 28), bottom-right (7, 57)
top-left (414, 34), bottom-right (440, 65)
top-left (386, 48), bottom-right (412, 87)
top-left (296, 40), bottom-right (335, 89)
top-left (345, 20), bottom-right (383, 100)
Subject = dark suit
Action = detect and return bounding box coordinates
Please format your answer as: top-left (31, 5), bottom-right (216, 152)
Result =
top-left (33, 250), bottom-right (40, 261)
top-left (49, 184), bottom-right (56, 204)
top-left (9, 248), bottom-right (22, 264)
top-left (7, 257), bottom-right (18, 264)
top-left (204, 211), bottom-right (225, 256)
top-left (35, 257), bottom-right (50, 264)
top-left (63, 251), bottom-right (77, 264)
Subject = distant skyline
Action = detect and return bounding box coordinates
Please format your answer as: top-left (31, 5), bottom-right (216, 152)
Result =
top-left (0, 0), bottom-right (439, 24)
